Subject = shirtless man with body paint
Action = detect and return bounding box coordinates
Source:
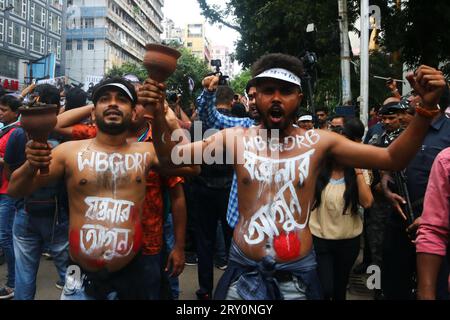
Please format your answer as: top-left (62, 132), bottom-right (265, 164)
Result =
top-left (7, 77), bottom-right (187, 300)
top-left (141, 53), bottom-right (446, 300)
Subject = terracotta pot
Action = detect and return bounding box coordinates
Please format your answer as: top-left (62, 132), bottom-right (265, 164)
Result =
top-left (143, 44), bottom-right (181, 83)
top-left (18, 104), bottom-right (59, 175)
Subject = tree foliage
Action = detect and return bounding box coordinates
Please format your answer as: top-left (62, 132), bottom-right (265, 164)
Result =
top-left (230, 69), bottom-right (251, 95)
top-left (370, 0), bottom-right (450, 75)
top-left (198, 0), bottom-right (360, 110)
top-left (165, 47), bottom-right (210, 110)
top-left (198, 0), bottom-right (450, 111)
top-left (198, 0), bottom-right (358, 67)
top-left (107, 62), bottom-right (147, 81)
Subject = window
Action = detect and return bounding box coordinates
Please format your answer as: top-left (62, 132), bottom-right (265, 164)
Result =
top-left (20, 25), bottom-right (26, 48)
top-left (66, 40), bottom-right (72, 50)
top-left (29, 31), bottom-right (34, 50)
top-left (57, 16), bottom-right (61, 35)
top-left (187, 42), bottom-right (192, 47)
top-left (47, 38), bottom-right (60, 59)
top-left (30, 30), bottom-right (45, 53)
top-left (30, 3), bottom-right (35, 21)
top-left (41, 8), bottom-right (46, 28)
top-left (56, 41), bottom-right (61, 59)
top-left (83, 18), bottom-right (94, 29)
top-left (187, 24), bottom-right (203, 38)
top-left (88, 39), bottom-right (94, 50)
top-left (0, 53), bottom-right (18, 78)
top-left (50, 0), bottom-right (63, 10)
top-left (12, 0), bottom-right (26, 19)
top-left (0, 18), bottom-right (4, 42)
top-left (40, 34), bottom-right (45, 54)
top-left (77, 39), bottom-right (82, 50)
top-left (0, 0), bottom-right (4, 10)
top-left (7, 21), bottom-right (12, 44)
top-left (48, 12), bottom-right (53, 32)
top-left (31, 4), bottom-right (44, 28)
top-left (21, 0), bottom-right (27, 19)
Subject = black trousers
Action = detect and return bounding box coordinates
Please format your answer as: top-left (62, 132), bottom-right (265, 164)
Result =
top-left (382, 220), bottom-right (416, 299)
top-left (193, 183), bottom-right (233, 295)
top-left (313, 235), bottom-right (361, 300)
top-left (382, 219), bottom-right (450, 300)
top-left (183, 182), bottom-right (197, 253)
top-left (362, 208), bottom-right (372, 265)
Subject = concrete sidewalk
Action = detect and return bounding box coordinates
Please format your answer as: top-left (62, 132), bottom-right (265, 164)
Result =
top-left (0, 255), bottom-right (372, 300)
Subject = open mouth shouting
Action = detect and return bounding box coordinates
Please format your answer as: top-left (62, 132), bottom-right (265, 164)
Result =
top-left (268, 105), bottom-right (284, 124)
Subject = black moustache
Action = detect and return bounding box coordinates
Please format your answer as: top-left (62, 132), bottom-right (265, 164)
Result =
top-left (104, 110), bottom-right (123, 116)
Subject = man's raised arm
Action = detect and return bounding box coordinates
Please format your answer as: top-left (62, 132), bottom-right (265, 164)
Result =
top-left (138, 78), bottom-right (229, 168)
top-left (197, 75), bottom-right (254, 129)
top-left (329, 65), bottom-right (446, 171)
top-left (54, 104), bottom-right (94, 137)
top-left (8, 141), bottom-right (66, 197)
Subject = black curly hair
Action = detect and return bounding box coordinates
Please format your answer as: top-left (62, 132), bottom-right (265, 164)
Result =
top-left (251, 53), bottom-right (304, 80)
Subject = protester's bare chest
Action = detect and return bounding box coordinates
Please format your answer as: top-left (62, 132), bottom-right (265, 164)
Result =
top-left (235, 129), bottom-right (324, 196)
top-left (64, 145), bottom-right (150, 194)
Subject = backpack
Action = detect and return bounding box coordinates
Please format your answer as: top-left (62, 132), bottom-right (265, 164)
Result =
top-left (22, 137), bottom-right (68, 216)
top-left (0, 124), bottom-right (19, 139)
top-left (0, 124), bottom-right (20, 188)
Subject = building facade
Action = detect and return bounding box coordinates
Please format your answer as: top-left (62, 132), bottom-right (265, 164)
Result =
top-left (161, 18), bottom-right (182, 45)
top-left (0, 0), bottom-right (65, 89)
top-left (210, 45), bottom-right (234, 78)
top-left (184, 23), bottom-right (211, 65)
top-left (65, 0), bottom-right (163, 86)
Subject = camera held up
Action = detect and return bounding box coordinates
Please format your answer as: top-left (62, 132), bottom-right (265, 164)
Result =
top-left (210, 59), bottom-right (229, 86)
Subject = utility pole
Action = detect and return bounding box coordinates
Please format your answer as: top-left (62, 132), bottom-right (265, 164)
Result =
top-left (338, 0), bottom-right (352, 105)
top-left (360, 0), bottom-right (370, 127)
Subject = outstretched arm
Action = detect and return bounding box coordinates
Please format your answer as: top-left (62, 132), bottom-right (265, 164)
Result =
top-left (140, 79), bottom-right (227, 168)
top-left (8, 140), bottom-right (67, 197)
top-left (20, 83), bottom-right (36, 99)
top-left (330, 65), bottom-right (446, 171)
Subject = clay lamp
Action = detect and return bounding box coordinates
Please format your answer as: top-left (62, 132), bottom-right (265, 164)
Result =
top-left (18, 102), bottom-right (59, 175)
top-left (143, 43), bottom-right (181, 83)
top-left (142, 44), bottom-right (181, 116)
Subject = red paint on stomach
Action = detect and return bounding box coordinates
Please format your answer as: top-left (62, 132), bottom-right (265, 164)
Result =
top-left (84, 257), bottom-right (107, 269)
top-left (273, 232), bottom-right (301, 261)
top-left (131, 206), bottom-right (143, 253)
top-left (69, 228), bottom-right (80, 256)
top-left (132, 219), bottom-right (143, 253)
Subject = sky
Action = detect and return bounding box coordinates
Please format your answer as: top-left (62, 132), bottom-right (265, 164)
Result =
top-left (162, 0), bottom-right (240, 52)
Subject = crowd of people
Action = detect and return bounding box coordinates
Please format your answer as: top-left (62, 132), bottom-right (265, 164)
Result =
top-left (0, 52), bottom-right (448, 301)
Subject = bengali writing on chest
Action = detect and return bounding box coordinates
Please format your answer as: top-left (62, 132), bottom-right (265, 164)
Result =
top-left (241, 130), bottom-right (320, 246)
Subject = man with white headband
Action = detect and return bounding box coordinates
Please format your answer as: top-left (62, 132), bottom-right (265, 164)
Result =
top-left (7, 77), bottom-right (167, 300)
top-left (142, 53), bottom-right (446, 300)
top-left (297, 112), bottom-right (314, 130)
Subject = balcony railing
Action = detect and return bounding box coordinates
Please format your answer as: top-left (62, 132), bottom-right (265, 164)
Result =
top-left (107, 30), bottom-right (145, 61)
top-left (135, 0), bottom-right (163, 29)
top-left (107, 9), bottom-right (146, 46)
top-left (113, 0), bottom-right (160, 42)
